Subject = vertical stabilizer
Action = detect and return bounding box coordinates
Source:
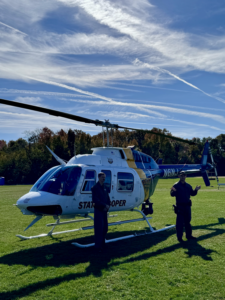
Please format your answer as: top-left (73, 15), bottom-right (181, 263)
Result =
top-left (201, 141), bottom-right (209, 166)
top-left (201, 141), bottom-right (210, 186)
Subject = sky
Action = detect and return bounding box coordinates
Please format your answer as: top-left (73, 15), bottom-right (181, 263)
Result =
top-left (0, 0), bottom-right (225, 143)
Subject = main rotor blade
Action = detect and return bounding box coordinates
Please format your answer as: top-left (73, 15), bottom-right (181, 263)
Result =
top-left (0, 98), bottom-right (105, 126)
top-left (0, 98), bottom-right (195, 145)
top-left (118, 125), bottom-right (196, 145)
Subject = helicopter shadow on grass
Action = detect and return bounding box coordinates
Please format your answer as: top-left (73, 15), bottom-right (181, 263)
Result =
top-left (0, 228), bottom-right (174, 270)
top-left (134, 217), bottom-right (225, 264)
top-left (0, 219), bottom-right (224, 300)
top-left (0, 227), bottom-right (176, 300)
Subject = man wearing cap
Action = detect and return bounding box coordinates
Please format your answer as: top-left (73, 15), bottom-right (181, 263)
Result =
top-left (171, 171), bottom-right (201, 242)
top-left (92, 172), bottom-right (110, 251)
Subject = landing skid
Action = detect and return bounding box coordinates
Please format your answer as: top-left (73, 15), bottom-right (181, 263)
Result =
top-left (72, 209), bottom-right (175, 248)
top-left (72, 226), bottom-right (175, 248)
top-left (16, 210), bottom-right (175, 242)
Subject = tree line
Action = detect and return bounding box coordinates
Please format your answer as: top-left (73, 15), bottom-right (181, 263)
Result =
top-left (0, 127), bottom-right (225, 184)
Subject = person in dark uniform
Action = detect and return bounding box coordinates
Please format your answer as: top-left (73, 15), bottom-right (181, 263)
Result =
top-left (92, 172), bottom-right (110, 251)
top-left (171, 171), bottom-right (201, 242)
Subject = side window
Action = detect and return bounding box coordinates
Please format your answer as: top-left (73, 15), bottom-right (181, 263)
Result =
top-left (82, 170), bottom-right (96, 193)
top-left (117, 172), bottom-right (134, 192)
top-left (101, 170), bottom-right (111, 193)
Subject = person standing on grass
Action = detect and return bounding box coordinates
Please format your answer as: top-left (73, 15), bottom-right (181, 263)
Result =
top-left (170, 171), bottom-right (201, 243)
top-left (92, 172), bottom-right (110, 252)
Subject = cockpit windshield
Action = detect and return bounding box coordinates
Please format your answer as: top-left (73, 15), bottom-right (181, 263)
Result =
top-left (32, 166), bottom-right (82, 196)
top-left (30, 166), bottom-right (61, 192)
top-left (40, 166), bottom-right (82, 196)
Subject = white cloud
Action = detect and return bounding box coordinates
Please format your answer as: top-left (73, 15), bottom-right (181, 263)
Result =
top-left (1, 0), bottom-right (225, 95)
top-left (60, 0), bottom-right (225, 74)
top-left (66, 98), bottom-right (225, 125)
top-left (0, 110), bottom-right (99, 135)
top-left (15, 96), bottom-right (43, 105)
top-left (74, 107), bottom-right (225, 132)
top-left (165, 118), bottom-right (225, 132)
top-left (0, 0), bottom-right (225, 140)
top-left (0, 0), bottom-right (60, 26)
top-left (111, 82), bottom-right (196, 93)
top-left (0, 89), bottom-right (93, 98)
top-left (144, 100), bottom-right (225, 113)
top-left (94, 110), bottom-right (156, 120)
top-left (23, 76), bottom-right (114, 101)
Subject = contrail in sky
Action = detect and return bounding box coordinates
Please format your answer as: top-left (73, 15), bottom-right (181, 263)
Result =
top-left (24, 76), bottom-right (113, 102)
top-left (0, 21), bottom-right (27, 36)
top-left (134, 59), bottom-right (225, 104)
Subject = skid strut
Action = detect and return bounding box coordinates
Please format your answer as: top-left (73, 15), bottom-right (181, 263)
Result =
top-left (16, 214), bottom-right (118, 240)
top-left (16, 215), bottom-right (151, 240)
top-left (72, 208), bottom-right (175, 248)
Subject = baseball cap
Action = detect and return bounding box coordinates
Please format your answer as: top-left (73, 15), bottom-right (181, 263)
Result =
top-left (179, 171), bottom-right (186, 175)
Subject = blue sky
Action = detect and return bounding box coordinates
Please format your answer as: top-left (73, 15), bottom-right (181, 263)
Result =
top-left (0, 0), bottom-right (225, 142)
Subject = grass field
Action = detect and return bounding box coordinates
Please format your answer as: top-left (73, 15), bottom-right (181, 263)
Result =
top-left (1, 178), bottom-right (225, 300)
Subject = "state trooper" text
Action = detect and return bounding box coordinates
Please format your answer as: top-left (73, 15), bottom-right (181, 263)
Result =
top-left (78, 200), bottom-right (126, 209)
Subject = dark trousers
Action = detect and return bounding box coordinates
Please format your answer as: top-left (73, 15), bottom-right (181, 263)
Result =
top-left (176, 206), bottom-right (192, 240)
top-left (94, 209), bottom-right (108, 249)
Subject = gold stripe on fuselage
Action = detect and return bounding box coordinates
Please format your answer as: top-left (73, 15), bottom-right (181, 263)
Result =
top-left (123, 148), bottom-right (151, 200)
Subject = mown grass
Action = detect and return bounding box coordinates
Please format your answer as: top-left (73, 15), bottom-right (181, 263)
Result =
top-left (0, 178), bottom-right (225, 300)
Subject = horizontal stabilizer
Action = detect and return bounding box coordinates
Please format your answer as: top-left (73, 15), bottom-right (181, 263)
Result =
top-left (182, 169), bottom-right (200, 174)
top-left (201, 170), bottom-right (210, 186)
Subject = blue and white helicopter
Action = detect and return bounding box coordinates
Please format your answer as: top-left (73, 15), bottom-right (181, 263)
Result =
top-left (0, 98), bottom-right (213, 247)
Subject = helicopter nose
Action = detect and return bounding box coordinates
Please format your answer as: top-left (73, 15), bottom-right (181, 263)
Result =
top-left (16, 192), bottom-right (42, 214)
top-left (16, 191), bottom-right (62, 215)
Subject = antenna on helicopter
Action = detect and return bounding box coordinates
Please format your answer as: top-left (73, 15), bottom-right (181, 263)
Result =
top-left (102, 127), bottom-right (105, 147)
top-left (101, 120), bottom-right (114, 147)
top-left (74, 133), bottom-right (76, 157)
top-left (111, 128), bottom-right (113, 147)
top-left (106, 124), bottom-right (109, 146)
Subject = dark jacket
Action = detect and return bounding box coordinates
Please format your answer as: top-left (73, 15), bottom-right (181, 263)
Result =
top-left (171, 181), bottom-right (197, 205)
top-left (92, 181), bottom-right (110, 211)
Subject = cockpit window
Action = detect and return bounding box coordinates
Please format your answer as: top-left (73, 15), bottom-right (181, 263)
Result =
top-left (40, 166), bottom-right (82, 196)
top-left (30, 166), bottom-right (61, 192)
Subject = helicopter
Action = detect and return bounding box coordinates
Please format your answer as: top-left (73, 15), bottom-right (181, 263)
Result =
top-left (0, 98), bottom-right (213, 248)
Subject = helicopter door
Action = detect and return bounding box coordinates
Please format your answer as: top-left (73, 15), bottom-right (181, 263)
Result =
top-left (74, 169), bottom-right (97, 213)
top-left (111, 170), bottom-right (136, 211)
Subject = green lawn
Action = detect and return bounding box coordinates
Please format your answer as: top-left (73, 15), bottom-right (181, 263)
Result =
top-left (1, 178), bottom-right (225, 300)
